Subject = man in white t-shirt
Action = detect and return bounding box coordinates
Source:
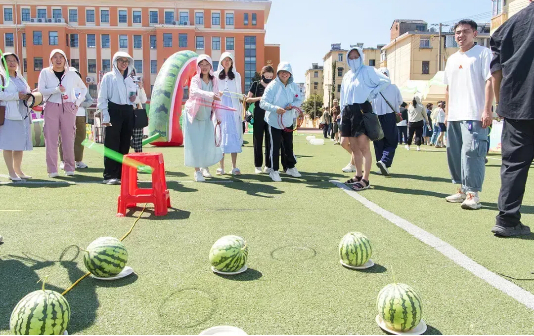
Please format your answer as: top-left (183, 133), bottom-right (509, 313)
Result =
top-left (443, 19), bottom-right (494, 210)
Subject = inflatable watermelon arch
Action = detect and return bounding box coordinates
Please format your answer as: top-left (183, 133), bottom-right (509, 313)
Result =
top-left (148, 50), bottom-right (198, 147)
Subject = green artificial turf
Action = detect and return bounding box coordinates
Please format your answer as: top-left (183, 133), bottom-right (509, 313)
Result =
top-left (1, 133), bottom-right (534, 335)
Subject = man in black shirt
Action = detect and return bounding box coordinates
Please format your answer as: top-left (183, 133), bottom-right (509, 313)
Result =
top-left (490, 1), bottom-right (534, 237)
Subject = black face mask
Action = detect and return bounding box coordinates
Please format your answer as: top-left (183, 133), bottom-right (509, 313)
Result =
top-left (262, 76), bottom-right (272, 84)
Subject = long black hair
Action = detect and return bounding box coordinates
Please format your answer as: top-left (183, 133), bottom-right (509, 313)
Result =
top-left (198, 60), bottom-right (214, 81)
top-left (218, 65), bottom-right (235, 80)
top-left (412, 98), bottom-right (418, 107)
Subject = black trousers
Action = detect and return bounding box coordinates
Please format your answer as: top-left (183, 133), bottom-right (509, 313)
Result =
top-left (408, 120), bottom-right (424, 146)
top-left (496, 119), bottom-right (534, 227)
top-left (253, 110), bottom-right (270, 168)
top-left (323, 123), bottom-right (331, 138)
top-left (268, 125), bottom-right (296, 172)
top-left (373, 113), bottom-right (399, 167)
top-left (104, 102), bottom-right (134, 180)
top-left (398, 125), bottom-right (408, 144)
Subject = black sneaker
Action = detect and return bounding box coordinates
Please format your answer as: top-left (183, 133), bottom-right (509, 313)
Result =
top-left (491, 223), bottom-right (531, 237)
top-left (376, 161), bottom-right (390, 176)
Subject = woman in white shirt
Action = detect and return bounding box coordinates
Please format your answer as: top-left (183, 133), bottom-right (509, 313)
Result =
top-left (0, 52), bottom-right (32, 181)
top-left (130, 70), bottom-right (148, 153)
top-left (434, 102), bottom-right (447, 148)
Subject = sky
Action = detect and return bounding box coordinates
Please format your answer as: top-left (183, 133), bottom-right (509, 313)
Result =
top-left (264, 0), bottom-right (493, 83)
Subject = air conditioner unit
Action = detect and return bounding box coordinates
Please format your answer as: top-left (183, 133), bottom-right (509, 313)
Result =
top-left (46, 18), bottom-right (52, 23)
top-left (30, 18), bottom-right (36, 22)
top-left (86, 77), bottom-right (93, 83)
top-left (37, 18), bottom-right (44, 23)
top-left (179, 21), bottom-right (190, 26)
top-left (55, 18), bottom-right (64, 23)
top-left (172, 20), bottom-right (178, 25)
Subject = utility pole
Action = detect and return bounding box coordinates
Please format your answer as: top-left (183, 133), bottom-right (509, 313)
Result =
top-left (438, 23), bottom-right (442, 71)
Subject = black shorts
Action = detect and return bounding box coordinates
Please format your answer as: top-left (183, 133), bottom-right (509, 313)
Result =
top-left (341, 102), bottom-right (372, 138)
top-left (439, 122), bottom-right (447, 132)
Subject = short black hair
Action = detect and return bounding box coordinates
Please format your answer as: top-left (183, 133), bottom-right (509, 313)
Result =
top-left (454, 19), bottom-right (477, 32)
top-left (401, 102), bottom-right (407, 107)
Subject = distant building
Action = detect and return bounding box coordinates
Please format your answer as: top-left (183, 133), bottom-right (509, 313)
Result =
top-left (491, 0), bottom-right (530, 33)
top-left (304, 63), bottom-right (323, 99)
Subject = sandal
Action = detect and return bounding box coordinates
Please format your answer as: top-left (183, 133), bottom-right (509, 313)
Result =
top-left (345, 176), bottom-right (363, 185)
top-left (216, 168), bottom-right (225, 175)
top-left (351, 179), bottom-right (370, 191)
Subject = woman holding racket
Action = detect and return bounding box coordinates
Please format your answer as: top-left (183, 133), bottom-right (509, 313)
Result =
top-left (260, 62), bottom-right (303, 182)
top-left (183, 55), bottom-right (223, 182)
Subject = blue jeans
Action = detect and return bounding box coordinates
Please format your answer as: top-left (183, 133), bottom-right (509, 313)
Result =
top-left (447, 121), bottom-right (489, 192)
top-left (430, 124), bottom-right (440, 145)
top-left (373, 113), bottom-right (399, 167)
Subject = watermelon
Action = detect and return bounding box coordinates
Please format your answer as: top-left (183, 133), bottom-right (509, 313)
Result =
top-left (377, 283), bottom-right (423, 332)
top-left (209, 235), bottom-right (248, 272)
top-left (83, 237), bottom-right (128, 278)
top-left (149, 50), bottom-right (198, 146)
top-left (339, 232), bottom-right (372, 267)
top-left (10, 289), bottom-right (70, 335)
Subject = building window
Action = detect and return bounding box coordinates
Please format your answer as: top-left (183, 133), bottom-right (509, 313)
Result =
top-left (314, 71), bottom-right (318, 78)
top-left (118, 10), bottom-right (127, 23)
top-left (369, 59), bottom-right (376, 66)
top-left (313, 82), bottom-right (318, 90)
top-left (420, 38), bottom-right (431, 48)
top-left (22, 8), bottom-right (30, 21)
top-left (119, 35), bottom-right (128, 48)
top-left (88, 84), bottom-right (97, 98)
top-left (149, 10), bottom-right (158, 24)
top-left (179, 12), bottom-right (189, 25)
top-left (212, 37), bottom-right (221, 50)
top-left (48, 31), bottom-right (58, 45)
top-left (244, 36), bottom-right (256, 89)
top-left (52, 9), bottom-right (62, 19)
top-left (86, 9), bottom-right (95, 23)
top-left (415, 24), bottom-right (426, 31)
top-left (70, 34), bottom-right (78, 47)
top-left (212, 61), bottom-right (219, 71)
top-left (68, 9), bottom-right (77, 22)
top-left (34, 57), bottom-right (43, 71)
top-left (22, 33), bottom-right (26, 47)
top-left (37, 8), bottom-right (46, 19)
top-left (337, 67), bottom-right (343, 77)
top-left (338, 53), bottom-right (343, 62)
top-left (134, 35), bottom-right (142, 49)
top-left (101, 34), bottom-right (110, 48)
top-left (163, 33), bottom-right (172, 47)
top-left (33, 31), bottom-right (42, 45)
top-left (226, 13), bottom-right (234, 25)
top-left (212, 12), bottom-right (220, 25)
top-left (134, 60), bottom-right (143, 73)
top-left (102, 59), bottom-right (110, 72)
top-left (151, 60), bottom-right (157, 74)
top-left (23, 58), bottom-right (27, 72)
top-left (493, 0), bottom-right (504, 16)
top-left (252, 13), bottom-right (257, 25)
top-left (101, 10), bottom-right (109, 23)
top-left (5, 33), bottom-right (14, 47)
top-left (165, 11), bottom-right (174, 24)
top-left (244, 13), bottom-right (249, 25)
top-left (196, 36), bottom-right (204, 49)
top-left (338, 84), bottom-right (342, 92)
top-left (133, 10), bottom-right (141, 23)
top-left (195, 12), bottom-right (204, 25)
top-left (70, 59), bottom-right (79, 70)
top-left (445, 35), bottom-right (458, 48)
top-left (150, 35), bottom-right (156, 49)
top-left (4, 8), bottom-right (13, 21)
top-left (179, 34), bottom-right (187, 48)
top-left (88, 59), bottom-right (96, 73)
top-left (87, 34), bottom-right (95, 48)
top-left (422, 61), bottom-right (430, 74)
top-left (226, 37), bottom-right (234, 50)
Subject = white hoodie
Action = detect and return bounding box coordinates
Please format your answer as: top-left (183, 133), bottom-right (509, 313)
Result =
top-left (97, 51), bottom-right (138, 124)
top-left (37, 49), bottom-right (87, 106)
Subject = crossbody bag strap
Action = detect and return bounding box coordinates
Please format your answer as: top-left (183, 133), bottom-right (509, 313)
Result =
top-left (379, 92), bottom-right (396, 113)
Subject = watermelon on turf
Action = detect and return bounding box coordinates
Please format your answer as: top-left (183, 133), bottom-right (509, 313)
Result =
top-left (339, 232), bottom-right (372, 267)
top-left (209, 235), bottom-right (248, 272)
top-left (83, 237), bottom-right (128, 278)
top-left (10, 289), bottom-right (70, 335)
top-left (377, 283), bottom-right (423, 332)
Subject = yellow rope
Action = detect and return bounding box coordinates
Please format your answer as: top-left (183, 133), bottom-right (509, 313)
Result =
top-left (61, 204), bottom-right (148, 296)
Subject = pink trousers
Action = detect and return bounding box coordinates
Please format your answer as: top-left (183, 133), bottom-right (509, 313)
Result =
top-left (43, 101), bottom-right (77, 173)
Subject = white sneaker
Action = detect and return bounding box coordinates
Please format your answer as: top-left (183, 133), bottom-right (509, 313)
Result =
top-left (342, 163), bottom-right (356, 173)
top-left (461, 192), bottom-right (482, 210)
top-left (269, 170), bottom-right (282, 182)
top-left (76, 161), bottom-right (88, 169)
top-left (231, 168), bottom-right (242, 175)
top-left (416, 146), bottom-right (421, 151)
top-left (0, 235), bottom-right (3, 243)
top-left (376, 161), bottom-right (390, 176)
top-left (446, 188), bottom-right (466, 203)
top-left (65, 171), bottom-right (75, 176)
top-left (103, 178), bottom-right (120, 185)
top-left (201, 168), bottom-right (212, 178)
top-left (49, 172), bottom-right (59, 178)
top-left (194, 171), bottom-right (205, 182)
top-left (59, 162), bottom-right (65, 170)
top-left (216, 168), bottom-right (225, 175)
top-left (255, 167), bottom-right (263, 174)
top-left (263, 167), bottom-right (272, 174)
top-left (285, 167), bottom-right (301, 177)
top-left (405, 145), bottom-right (410, 151)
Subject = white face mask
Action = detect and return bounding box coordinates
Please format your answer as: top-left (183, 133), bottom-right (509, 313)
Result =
top-left (348, 58), bottom-right (362, 71)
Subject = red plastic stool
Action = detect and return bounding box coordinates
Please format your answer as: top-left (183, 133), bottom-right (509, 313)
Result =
top-left (117, 152), bottom-right (171, 217)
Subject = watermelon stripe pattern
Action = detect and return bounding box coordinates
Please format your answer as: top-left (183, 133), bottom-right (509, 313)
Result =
top-left (339, 232), bottom-right (372, 267)
top-left (209, 235), bottom-right (248, 273)
top-left (83, 237), bottom-right (128, 278)
top-left (10, 290), bottom-right (70, 335)
top-left (377, 283), bottom-right (423, 332)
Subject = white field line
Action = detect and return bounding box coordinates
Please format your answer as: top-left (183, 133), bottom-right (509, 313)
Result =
top-left (330, 180), bottom-right (534, 311)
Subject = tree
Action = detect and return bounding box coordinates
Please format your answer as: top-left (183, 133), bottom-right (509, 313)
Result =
top-left (302, 94), bottom-right (323, 119)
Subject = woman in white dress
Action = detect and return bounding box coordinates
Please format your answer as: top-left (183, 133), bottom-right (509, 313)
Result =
top-left (215, 52), bottom-right (243, 175)
top-left (183, 54), bottom-right (223, 182)
top-left (0, 52), bottom-right (32, 181)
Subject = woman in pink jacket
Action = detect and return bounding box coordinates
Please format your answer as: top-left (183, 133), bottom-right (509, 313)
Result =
top-left (183, 55), bottom-right (223, 182)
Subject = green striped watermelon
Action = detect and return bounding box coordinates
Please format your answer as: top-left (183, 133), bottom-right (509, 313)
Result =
top-left (377, 283), bottom-right (423, 332)
top-left (83, 237), bottom-right (128, 278)
top-left (209, 235), bottom-right (248, 272)
top-left (10, 289), bottom-right (70, 335)
top-left (339, 232), bottom-right (372, 267)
